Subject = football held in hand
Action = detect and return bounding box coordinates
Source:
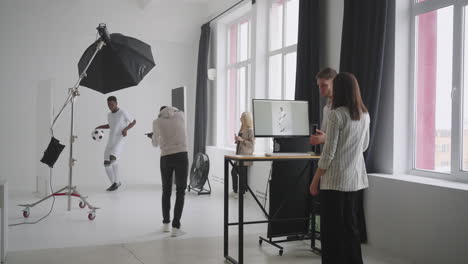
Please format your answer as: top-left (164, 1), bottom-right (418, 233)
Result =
top-left (92, 129), bottom-right (105, 142)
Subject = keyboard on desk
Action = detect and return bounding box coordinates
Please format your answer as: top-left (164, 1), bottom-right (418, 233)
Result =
top-left (265, 152), bottom-right (313, 157)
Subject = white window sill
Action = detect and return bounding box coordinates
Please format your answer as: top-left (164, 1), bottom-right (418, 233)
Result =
top-left (368, 173), bottom-right (468, 191)
top-left (206, 145), bottom-right (273, 156)
top-left (207, 145), bottom-right (236, 152)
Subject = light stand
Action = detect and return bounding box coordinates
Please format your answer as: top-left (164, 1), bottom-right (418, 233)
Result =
top-left (19, 40), bottom-right (105, 221)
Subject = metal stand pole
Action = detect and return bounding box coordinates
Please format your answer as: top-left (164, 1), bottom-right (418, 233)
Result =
top-left (67, 91), bottom-right (75, 211)
top-left (19, 40), bottom-right (105, 220)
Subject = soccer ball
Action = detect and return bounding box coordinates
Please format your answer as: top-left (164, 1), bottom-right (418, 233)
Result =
top-left (92, 129), bottom-right (104, 142)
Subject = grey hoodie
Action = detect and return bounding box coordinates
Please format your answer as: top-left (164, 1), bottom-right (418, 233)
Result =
top-left (152, 106), bottom-right (188, 156)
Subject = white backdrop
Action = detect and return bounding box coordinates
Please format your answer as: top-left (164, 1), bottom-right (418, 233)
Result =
top-left (0, 0), bottom-right (211, 190)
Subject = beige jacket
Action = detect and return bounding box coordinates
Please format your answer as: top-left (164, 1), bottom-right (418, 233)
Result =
top-left (236, 128), bottom-right (255, 166)
top-left (152, 106), bottom-right (188, 156)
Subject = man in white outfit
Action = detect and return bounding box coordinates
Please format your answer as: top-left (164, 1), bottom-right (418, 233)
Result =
top-left (96, 96), bottom-right (136, 191)
top-left (310, 67), bottom-right (337, 145)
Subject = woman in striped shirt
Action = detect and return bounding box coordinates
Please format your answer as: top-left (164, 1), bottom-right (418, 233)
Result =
top-left (310, 72), bottom-right (370, 264)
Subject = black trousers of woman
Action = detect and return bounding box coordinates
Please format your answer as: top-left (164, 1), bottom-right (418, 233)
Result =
top-left (320, 190), bottom-right (363, 264)
top-left (160, 152), bottom-right (188, 229)
top-left (230, 165), bottom-right (247, 194)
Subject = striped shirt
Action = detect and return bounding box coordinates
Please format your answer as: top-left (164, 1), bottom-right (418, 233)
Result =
top-left (318, 107), bottom-right (370, 191)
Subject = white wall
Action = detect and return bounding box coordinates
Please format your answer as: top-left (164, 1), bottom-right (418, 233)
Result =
top-left (365, 174), bottom-right (468, 264)
top-left (393, 0), bottom-right (411, 175)
top-left (0, 0), bottom-right (210, 190)
top-left (319, 0), bottom-right (343, 70)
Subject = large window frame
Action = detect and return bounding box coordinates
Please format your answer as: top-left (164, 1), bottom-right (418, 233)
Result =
top-left (267, 0), bottom-right (299, 100)
top-left (410, 0), bottom-right (468, 182)
top-left (224, 13), bottom-right (253, 149)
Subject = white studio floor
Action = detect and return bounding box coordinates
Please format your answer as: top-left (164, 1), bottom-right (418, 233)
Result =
top-left (6, 183), bottom-right (411, 264)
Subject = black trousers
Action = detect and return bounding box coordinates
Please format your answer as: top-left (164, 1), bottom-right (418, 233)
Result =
top-left (320, 190), bottom-right (363, 264)
top-left (230, 165), bottom-right (247, 194)
top-left (160, 152), bottom-right (188, 229)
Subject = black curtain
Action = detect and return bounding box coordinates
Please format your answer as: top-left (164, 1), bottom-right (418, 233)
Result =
top-left (263, 0), bottom-right (320, 238)
top-left (339, 0), bottom-right (390, 243)
top-left (295, 0), bottom-right (320, 129)
top-left (193, 23), bottom-right (211, 157)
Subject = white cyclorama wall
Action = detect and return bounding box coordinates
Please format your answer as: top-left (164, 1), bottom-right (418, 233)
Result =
top-left (365, 174), bottom-right (468, 264)
top-left (0, 0), bottom-right (208, 190)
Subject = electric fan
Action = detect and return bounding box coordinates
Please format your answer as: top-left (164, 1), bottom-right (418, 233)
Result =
top-left (188, 153), bottom-right (211, 195)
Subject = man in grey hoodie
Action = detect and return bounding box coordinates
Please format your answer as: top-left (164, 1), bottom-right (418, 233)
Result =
top-left (150, 106), bottom-right (188, 237)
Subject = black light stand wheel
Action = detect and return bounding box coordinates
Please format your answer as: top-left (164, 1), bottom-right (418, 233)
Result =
top-left (22, 210), bottom-right (30, 218)
top-left (88, 213), bottom-right (96, 220)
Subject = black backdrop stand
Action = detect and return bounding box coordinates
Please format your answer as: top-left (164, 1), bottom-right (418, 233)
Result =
top-left (258, 137), bottom-right (321, 255)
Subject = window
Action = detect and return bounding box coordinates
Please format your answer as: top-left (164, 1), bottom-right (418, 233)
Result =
top-left (225, 17), bottom-right (252, 148)
top-left (268, 0), bottom-right (299, 100)
top-left (213, 1), bottom-right (300, 150)
top-left (412, 0), bottom-right (468, 180)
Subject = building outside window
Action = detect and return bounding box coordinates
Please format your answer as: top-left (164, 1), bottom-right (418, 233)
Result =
top-left (412, 0), bottom-right (468, 181)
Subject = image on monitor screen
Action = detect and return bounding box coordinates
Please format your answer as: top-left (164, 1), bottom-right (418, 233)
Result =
top-left (252, 99), bottom-right (310, 137)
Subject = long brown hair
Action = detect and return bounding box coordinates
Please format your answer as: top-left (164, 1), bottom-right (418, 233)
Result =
top-left (332, 72), bottom-right (368, 120)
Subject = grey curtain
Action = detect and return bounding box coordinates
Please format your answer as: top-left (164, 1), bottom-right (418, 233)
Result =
top-left (193, 23), bottom-right (211, 158)
top-left (294, 0), bottom-right (320, 129)
top-left (339, 0), bottom-right (389, 170)
top-left (339, 0), bottom-right (391, 243)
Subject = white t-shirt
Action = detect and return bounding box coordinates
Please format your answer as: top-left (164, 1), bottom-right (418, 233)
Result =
top-left (321, 100), bottom-right (332, 132)
top-left (105, 109), bottom-right (133, 158)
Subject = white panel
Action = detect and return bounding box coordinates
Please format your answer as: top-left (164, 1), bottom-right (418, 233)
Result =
top-left (0, 181), bottom-right (7, 263)
top-left (35, 80), bottom-right (53, 196)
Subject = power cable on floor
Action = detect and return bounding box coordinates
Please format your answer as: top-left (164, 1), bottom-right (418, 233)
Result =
top-left (9, 171), bottom-right (56, 226)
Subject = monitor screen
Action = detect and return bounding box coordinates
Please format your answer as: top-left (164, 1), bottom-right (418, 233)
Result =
top-left (252, 99), bottom-right (310, 137)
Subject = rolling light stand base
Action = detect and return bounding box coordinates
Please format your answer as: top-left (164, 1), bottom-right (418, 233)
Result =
top-left (19, 185), bottom-right (99, 221)
top-left (258, 233), bottom-right (321, 256)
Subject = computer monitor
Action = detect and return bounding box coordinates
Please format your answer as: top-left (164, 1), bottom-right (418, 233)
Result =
top-left (252, 99), bottom-right (310, 137)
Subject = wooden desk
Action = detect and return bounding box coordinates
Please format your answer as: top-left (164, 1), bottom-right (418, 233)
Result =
top-left (224, 154), bottom-right (320, 264)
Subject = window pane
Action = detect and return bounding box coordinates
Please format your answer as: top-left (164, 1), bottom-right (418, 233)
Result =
top-left (269, 54), bottom-right (282, 99)
top-left (228, 24), bottom-right (238, 65)
top-left (239, 21), bottom-right (249, 62)
top-left (463, 6), bottom-right (468, 171)
top-left (284, 52), bottom-right (297, 100)
top-left (414, 6), bottom-right (453, 173)
top-left (239, 66), bottom-right (247, 113)
top-left (226, 68), bottom-right (238, 147)
top-left (270, 0), bottom-right (284, 51)
top-left (247, 64), bottom-right (252, 111)
top-left (285, 0), bottom-right (299, 47)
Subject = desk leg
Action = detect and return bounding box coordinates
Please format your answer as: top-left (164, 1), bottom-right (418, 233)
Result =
top-left (224, 159), bottom-right (229, 258)
top-left (238, 163), bottom-right (245, 264)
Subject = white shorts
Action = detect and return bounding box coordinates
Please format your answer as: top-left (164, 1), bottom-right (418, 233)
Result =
top-left (104, 141), bottom-right (124, 160)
